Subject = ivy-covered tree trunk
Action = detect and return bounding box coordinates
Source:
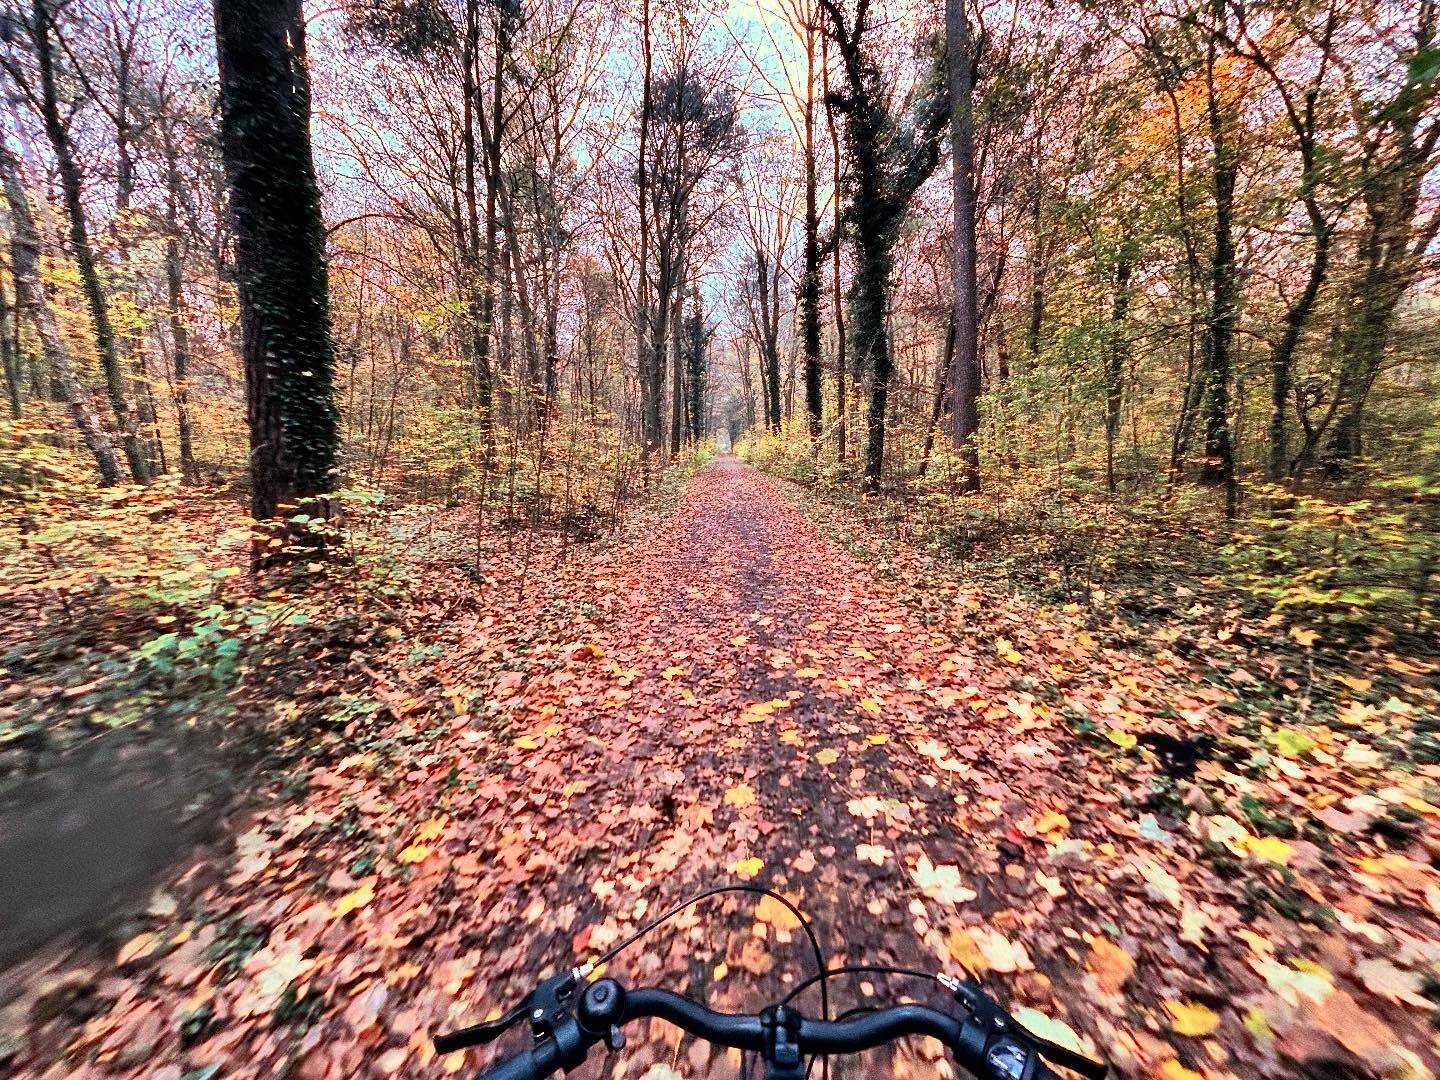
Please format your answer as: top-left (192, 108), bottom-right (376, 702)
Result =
top-left (799, 24), bottom-right (823, 439)
top-left (214, 0), bottom-right (340, 524)
top-left (684, 285), bottom-right (706, 442)
top-left (946, 0), bottom-right (980, 491)
top-left (852, 236), bottom-right (892, 488)
top-left (1197, 12), bottom-right (1238, 518)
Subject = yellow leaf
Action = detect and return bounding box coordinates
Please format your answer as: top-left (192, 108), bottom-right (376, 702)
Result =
top-left (117, 932), bottom-right (158, 966)
top-left (815, 748), bottom-right (840, 765)
top-left (514, 733), bottom-right (544, 750)
top-left (724, 784), bottom-right (757, 808)
top-left (414, 816), bottom-right (448, 843)
top-left (397, 844), bottom-right (431, 864)
top-left (713, 962), bottom-right (729, 981)
top-left (1338, 674), bottom-right (1372, 692)
top-left (1242, 1007), bottom-right (1272, 1040)
top-left (662, 666), bottom-right (685, 682)
top-left (1290, 626), bottom-right (1319, 648)
top-left (795, 667), bottom-right (822, 678)
top-left (1164, 1000), bottom-right (1220, 1037)
top-left (731, 857), bottom-right (763, 879)
top-left (334, 882), bottom-right (375, 918)
top-left (1106, 730), bottom-right (1138, 750)
top-left (859, 698), bottom-right (883, 715)
top-left (946, 928), bottom-right (988, 974)
top-left (995, 638), bottom-right (1022, 663)
top-left (1034, 811), bottom-right (1070, 836)
top-left (866, 733), bottom-right (889, 746)
top-left (1241, 835), bottom-right (1293, 865)
top-left (1160, 1061), bottom-right (1206, 1080)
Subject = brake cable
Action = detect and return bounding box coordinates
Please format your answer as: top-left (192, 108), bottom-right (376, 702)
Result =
top-left (587, 884), bottom-right (832, 1080)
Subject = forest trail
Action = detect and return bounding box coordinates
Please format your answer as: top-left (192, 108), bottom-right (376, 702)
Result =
top-left (465, 453), bottom-right (1075, 1074)
top-left (9, 458), bottom-right (1437, 1080)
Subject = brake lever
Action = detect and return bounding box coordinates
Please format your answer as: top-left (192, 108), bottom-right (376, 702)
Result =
top-left (434, 1000), bottom-right (531, 1054)
top-left (434, 970), bottom-right (590, 1057)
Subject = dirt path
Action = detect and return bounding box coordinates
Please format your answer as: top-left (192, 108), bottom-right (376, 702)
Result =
top-left (453, 458), bottom-right (1137, 1076)
top-left (8, 459), bottom-right (1436, 1080)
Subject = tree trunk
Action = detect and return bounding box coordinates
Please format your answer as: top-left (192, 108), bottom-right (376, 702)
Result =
top-left (918, 316), bottom-right (954, 477)
top-left (164, 144), bottom-right (200, 484)
top-left (31, 0), bottom-right (148, 482)
top-left (669, 281), bottom-right (684, 456)
top-left (635, 0), bottom-right (662, 462)
top-left (0, 116), bottom-right (122, 483)
top-left (214, 0), bottom-right (340, 526)
top-left (946, 0), bottom-right (980, 491)
top-left (822, 29), bottom-right (846, 462)
top-left (0, 278), bottom-right (19, 419)
top-left (800, 17), bottom-right (823, 438)
top-left (1104, 249), bottom-right (1133, 495)
top-left (854, 238), bottom-right (892, 491)
top-left (1197, 14), bottom-right (1238, 517)
top-left (685, 284), bottom-right (705, 442)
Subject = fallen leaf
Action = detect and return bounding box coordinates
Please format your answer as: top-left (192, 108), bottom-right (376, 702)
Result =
top-left (1164, 1000), bottom-right (1220, 1037)
top-left (970, 927), bottom-right (1031, 973)
top-left (724, 784), bottom-right (757, 809)
top-left (731, 857), bottom-right (763, 879)
top-left (911, 855), bottom-right (978, 904)
top-left (1354, 958), bottom-right (1431, 1008)
top-left (1241, 835), bottom-right (1293, 865)
top-left (334, 882), bottom-right (375, 918)
top-left (397, 844), bottom-right (431, 864)
top-left (117, 932), bottom-right (158, 966)
top-left (855, 843), bottom-right (891, 865)
top-left (1159, 1061), bottom-right (1205, 1080)
top-left (1087, 937), bottom-right (1135, 994)
top-left (1012, 1007), bottom-right (1083, 1053)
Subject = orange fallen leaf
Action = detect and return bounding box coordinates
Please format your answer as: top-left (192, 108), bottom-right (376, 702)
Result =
top-left (1087, 937), bottom-right (1134, 994)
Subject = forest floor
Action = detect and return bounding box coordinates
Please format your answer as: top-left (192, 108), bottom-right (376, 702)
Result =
top-left (3, 457), bottom-right (1439, 1080)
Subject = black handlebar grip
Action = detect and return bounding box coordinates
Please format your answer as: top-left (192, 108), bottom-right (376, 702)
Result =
top-left (474, 1049), bottom-right (547, 1080)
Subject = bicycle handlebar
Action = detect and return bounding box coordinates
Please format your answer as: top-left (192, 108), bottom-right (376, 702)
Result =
top-left (445, 974), bottom-right (1102, 1080)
